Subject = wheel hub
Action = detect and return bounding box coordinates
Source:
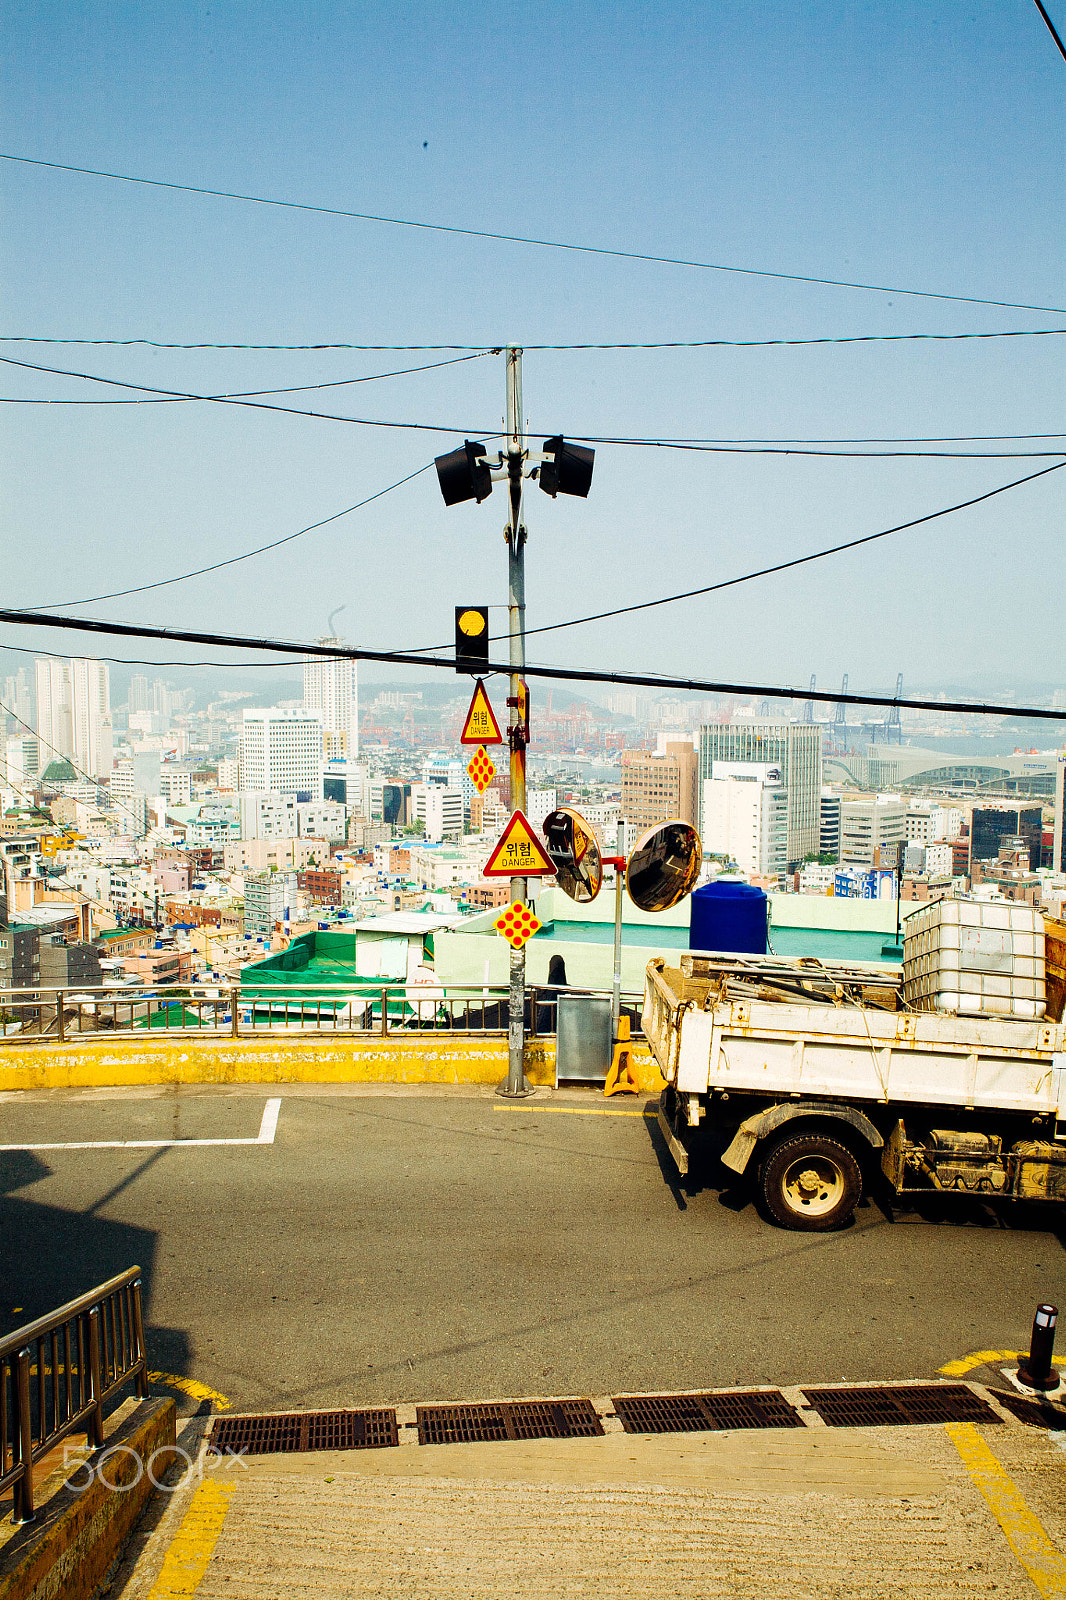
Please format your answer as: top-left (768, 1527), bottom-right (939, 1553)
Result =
top-left (782, 1155), bottom-right (846, 1217)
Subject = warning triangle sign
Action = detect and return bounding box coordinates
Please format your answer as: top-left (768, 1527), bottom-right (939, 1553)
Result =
top-left (460, 678), bottom-right (503, 746)
top-left (482, 809), bottom-right (557, 878)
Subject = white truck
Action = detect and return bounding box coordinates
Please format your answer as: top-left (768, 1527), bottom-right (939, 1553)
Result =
top-left (643, 953), bottom-right (1066, 1231)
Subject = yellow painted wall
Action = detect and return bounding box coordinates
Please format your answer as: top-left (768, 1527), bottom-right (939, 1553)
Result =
top-left (0, 1033), bottom-right (666, 1094)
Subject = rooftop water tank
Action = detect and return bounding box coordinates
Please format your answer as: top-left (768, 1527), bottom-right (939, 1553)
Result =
top-left (689, 880), bottom-right (768, 956)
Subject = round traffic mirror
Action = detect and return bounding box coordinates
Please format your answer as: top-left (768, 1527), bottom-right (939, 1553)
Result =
top-left (541, 808), bottom-right (603, 904)
top-left (626, 820), bottom-right (702, 912)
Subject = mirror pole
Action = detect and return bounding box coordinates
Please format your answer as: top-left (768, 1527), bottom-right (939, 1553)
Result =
top-left (611, 817), bottom-right (625, 1039)
top-left (499, 345), bottom-right (534, 1098)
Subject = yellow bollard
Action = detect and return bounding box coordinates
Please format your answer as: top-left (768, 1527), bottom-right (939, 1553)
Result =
top-left (604, 1015), bottom-right (640, 1096)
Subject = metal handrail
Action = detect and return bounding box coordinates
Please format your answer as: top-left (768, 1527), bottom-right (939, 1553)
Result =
top-left (0, 1267), bottom-right (148, 1524)
top-left (0, 983), bottom-right (648, 1043)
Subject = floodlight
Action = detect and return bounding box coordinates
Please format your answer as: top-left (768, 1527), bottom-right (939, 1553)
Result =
top-left (435, 440), bottom-right (493, 506)
top-left (538, 436), bottom-right (595, 499)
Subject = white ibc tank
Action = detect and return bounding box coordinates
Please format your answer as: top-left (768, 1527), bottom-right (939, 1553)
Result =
top-left (902, 900), bottom-right (1045, 1018)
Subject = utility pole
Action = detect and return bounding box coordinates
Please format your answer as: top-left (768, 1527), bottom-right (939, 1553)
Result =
top-left (433, 348), bottom-right (595, 1096)
top-left (500, 345), bottom-right (532, 1098)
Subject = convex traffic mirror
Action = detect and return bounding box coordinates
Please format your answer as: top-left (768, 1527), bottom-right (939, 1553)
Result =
top-left (626, 821), bottom-right (702, 913)
top-left (541, 808), bottom-right (603, 904)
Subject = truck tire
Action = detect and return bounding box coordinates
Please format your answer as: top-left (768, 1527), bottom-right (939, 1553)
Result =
top-left (759, 1133), bottom-right (863, 1231)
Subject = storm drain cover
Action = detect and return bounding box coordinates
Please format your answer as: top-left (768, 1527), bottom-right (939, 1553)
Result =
top-left (417, 1399), bottom-right (603, 1446)
top-left (991, 1389), bottom-right (1066, 1429)
top-left (801, 1384), bottom-right (1000, 1428)
top-left (611, 1390), bottom-right (802, 1434)
top-left (211, 1408), bottom-right (398, 1454)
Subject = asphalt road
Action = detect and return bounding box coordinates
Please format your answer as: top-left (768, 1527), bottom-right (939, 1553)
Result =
top-left (1, 1084), bottom-right (1063, 1414)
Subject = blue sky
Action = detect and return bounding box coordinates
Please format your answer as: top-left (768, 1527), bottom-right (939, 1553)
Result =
top-left (1, 0), bottom-right (1063, 702)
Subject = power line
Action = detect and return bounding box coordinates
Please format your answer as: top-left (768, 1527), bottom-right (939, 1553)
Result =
top-left (1034, 0), bottom-right (1066, 61)
top-left (1, 150), bottom-right (1063, 317)
top-left (1, 605), bottom-right (1064, 722)
top-left (0, 349), bottom-right (495, 405)
top-left (0, 354), bottom-right (496, 436)
top-left (3, 328), bottom-right (1066, 351)
top-left (2, 699), bottom-right (152, 839)
top-left (3, 355), bottom-right (1061, 458)
top-left (21, 462), bottom-right (434, 611)
top-left (403, 460), bottom-right (1066, 652)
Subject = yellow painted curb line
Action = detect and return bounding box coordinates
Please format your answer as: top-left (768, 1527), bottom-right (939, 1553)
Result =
top-left (494, 1104), bottom-right (657, 1118)
top-left (144, 1477), bottom-right (237, 1598)
top-left (148, 1371), bottom-right (232, 1412)
top-left (938, 1350), bottom-right (1022, 1377)
top-left (946, 1422), bottom-right (1066, 1598)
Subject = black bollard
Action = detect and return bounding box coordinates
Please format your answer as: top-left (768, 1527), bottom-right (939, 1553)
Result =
top-left (1017, 1303), bottom-right (1059, 1392)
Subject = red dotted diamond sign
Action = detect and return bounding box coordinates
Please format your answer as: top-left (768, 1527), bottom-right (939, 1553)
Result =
top-left (493, 901), bottom-right (542, 950)
top-left (466, 745), bottom-right (496, 794)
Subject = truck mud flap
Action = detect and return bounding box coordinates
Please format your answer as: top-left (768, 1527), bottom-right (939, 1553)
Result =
top-left (656, 1104), bottom-right (690, 1176)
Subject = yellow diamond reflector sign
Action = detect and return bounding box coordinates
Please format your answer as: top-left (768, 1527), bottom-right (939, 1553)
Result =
top-left (493, 901), bottom-right (542, 949)
top-left (466, 745), bottom-right (496, 794)
top-left (482, 809), bottom-right (557, 879)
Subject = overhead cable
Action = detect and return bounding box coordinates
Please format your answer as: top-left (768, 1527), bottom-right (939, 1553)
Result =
top-left (3, 328), bottom-right (1066, 351)
top-left (410, 460), bottom-right (1066, 653)
top-left (1, 606), bottom-right (1063, 722)
top-left (1, 150), bottom-right (1064, 316)
top-left (1, 354), bottom-right (1061, 458)
top-left (21, 461), bottom-right (434, 611)
top-left (1034, 0), bottom-right (1066, 61)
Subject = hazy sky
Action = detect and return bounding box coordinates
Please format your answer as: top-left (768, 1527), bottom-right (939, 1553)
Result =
top-left (1, 1), bottom-right (1063, 706)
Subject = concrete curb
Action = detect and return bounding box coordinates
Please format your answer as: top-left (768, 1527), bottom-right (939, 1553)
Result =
top-left (0, 1399), bottom-right (175, 1600)
top-left (0, 1035), bottom-right (667, 1096)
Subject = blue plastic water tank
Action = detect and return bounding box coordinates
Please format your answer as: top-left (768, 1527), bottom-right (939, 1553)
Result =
top-left (689, 880), bottom-right (768, 955)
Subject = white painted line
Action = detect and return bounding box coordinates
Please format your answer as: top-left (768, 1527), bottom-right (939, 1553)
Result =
top-left (257, 1097), bottom-right (281, 1144)
top-left (0, 1097), bottom-right (282, 1152)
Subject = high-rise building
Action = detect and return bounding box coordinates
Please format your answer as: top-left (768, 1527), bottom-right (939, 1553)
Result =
top-left (128, 675), bottom-right (151, 715)
top-left (303, 639), bottom-right (359, 759)
top-left (3, 669), bottom-right (32, 727)
top-left (701, 773), bottom-right (788, 878)
top-left (840, 798), bottom-right (908, 870)
top-left (35, 658), bottom-right (112, 781)
top-left (970, 806), bottom-right (1043, 871)
top-left (1054, 755), bottom-right (1065, 875)
top-left (239, 708), bottom-right (323, 801)
top-left (699, 722), bottom-right (822, 866)
top-left (621, 742), bottom-right (699, 837)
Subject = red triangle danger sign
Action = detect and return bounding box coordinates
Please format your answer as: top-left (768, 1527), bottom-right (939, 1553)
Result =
top-left (482, 809), bottom-right (557, 878)
top-left (460, 679), bottom-right (503, 746)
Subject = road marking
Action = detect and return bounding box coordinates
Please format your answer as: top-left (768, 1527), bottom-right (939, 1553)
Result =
top-left (938, 1349), bottom-right (1023, 1376)
top-left (493, 1104), bottom-right (656, 1118)
top-left (257, 1096), bottom-right (281, 1142)
top-left (946, 1422), bottom-right (1066, 1597)
top-left (144, 1477), bottom-right (237, 1598)
top-left (0, 1096), bottom-right (282, 1151)
top-left (148, 1371), bottom-right (233, 1412)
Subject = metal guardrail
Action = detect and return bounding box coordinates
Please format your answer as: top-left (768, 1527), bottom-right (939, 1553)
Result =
top-left (0, 1267), bottom-right (147, 1523)
top-left (0, 984), bottom-right (647, 1042)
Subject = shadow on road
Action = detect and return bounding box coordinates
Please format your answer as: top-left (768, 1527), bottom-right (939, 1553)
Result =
top-left (0, 1148), bottom-right (191, 1378)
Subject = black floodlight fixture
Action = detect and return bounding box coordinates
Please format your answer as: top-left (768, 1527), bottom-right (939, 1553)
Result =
top-left (435, 440), bottom-right (493, 506)
top-left (538, 436), bottom-right (595, 499)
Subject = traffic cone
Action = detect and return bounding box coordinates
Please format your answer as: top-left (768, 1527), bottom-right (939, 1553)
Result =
top-left (604, 1015), bottom-right (640, 1096)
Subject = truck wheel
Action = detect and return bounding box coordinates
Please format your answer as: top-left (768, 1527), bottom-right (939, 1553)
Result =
top-left (759, 1134), bottom-right (862, 1231)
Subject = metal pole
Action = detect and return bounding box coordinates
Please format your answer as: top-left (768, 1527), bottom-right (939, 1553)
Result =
top-left (498, 345), bottom-right (533, 1097)
top-left (611, 818), bottom-right (625, 1040)
top-left (14, 1347), bottom-right (34, 1523)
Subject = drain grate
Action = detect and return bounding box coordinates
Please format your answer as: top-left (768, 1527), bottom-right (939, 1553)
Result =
top-left (211, 1408), bottom-right (398, 1455)
top-left (417, 1399), bottom-right (603, 1446)
top-left (991, 1388), bottom-right (1066, 1429)
top-left (801, 1384), bottom-right (1000, 1428)
top-left (611, 1390), bottom-right (802, 1435)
